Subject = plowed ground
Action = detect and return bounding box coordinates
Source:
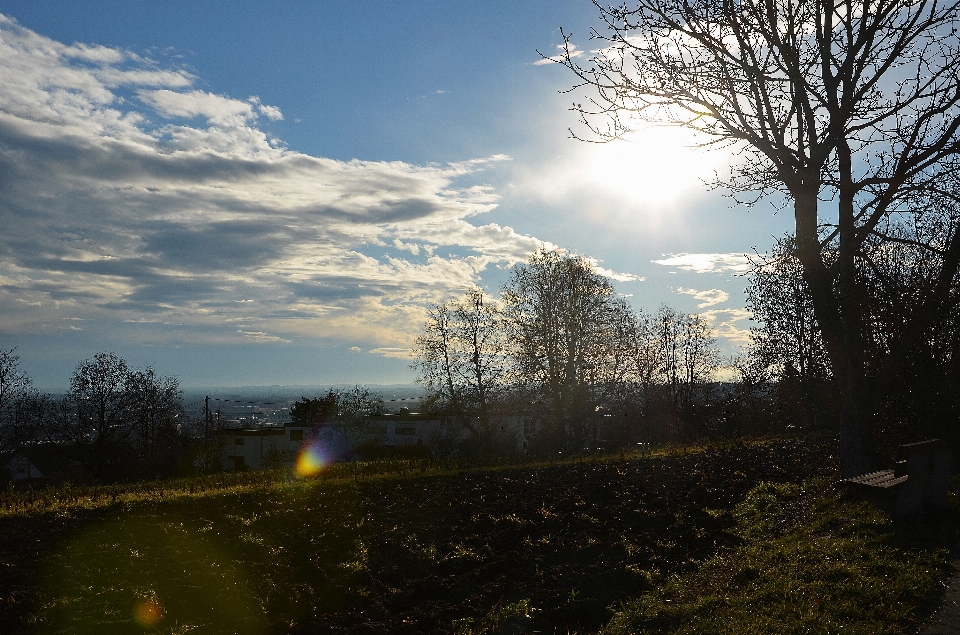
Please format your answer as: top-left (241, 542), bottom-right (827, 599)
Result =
top-left (0, 437), bottom-right (839, 635)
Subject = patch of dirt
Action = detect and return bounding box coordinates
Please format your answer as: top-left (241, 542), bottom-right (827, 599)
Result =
top-left (0, 437), bottom-right (842, 635)
top-left (300, 438), bottom-right (840, 634)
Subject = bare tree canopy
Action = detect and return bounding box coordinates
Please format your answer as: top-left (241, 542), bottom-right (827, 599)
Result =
top-left (0, 348), bottom-right (34, 453)
top-left (413, 288), bottom-right (510, 454)
top-left (559, 0), bottom-right (960, 475)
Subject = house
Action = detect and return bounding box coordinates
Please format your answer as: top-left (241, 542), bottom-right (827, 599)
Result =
top-left (370, 409), bottom-right (443, 449)
top-left (0, 445), bottom-right (88, 486)
top-left (219, 424), bottom-right (311, 471)
top-left (216, 409), bottom-right (537, 472)
top-left (2, 450), bottom-right (44, 482)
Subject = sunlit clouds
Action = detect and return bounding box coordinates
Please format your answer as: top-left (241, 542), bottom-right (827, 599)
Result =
top-left (674, 287), bottom-right (729, 308)
top-left (699, 308), bottom-right (754, 345)
top-left (0, 16), bottom-right (546, 354)
top-left (653, 253), bottom-right (752, 274)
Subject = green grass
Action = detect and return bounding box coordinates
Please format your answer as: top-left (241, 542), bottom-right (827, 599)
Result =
top-left (604, 479), bottom-right (958, 635)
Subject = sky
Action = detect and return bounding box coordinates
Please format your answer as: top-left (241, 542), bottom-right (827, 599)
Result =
top-left (0, 1), bottom-right (795, 390)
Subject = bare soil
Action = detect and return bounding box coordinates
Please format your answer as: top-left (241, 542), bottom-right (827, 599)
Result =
top-left (0, 438), bottom-right (842, 635)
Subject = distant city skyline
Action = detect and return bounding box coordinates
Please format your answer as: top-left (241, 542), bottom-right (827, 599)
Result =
top-left (0, 2), bottom-right (795, 390)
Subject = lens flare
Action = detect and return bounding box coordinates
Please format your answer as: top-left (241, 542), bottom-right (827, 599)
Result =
top-left (295, 442), bottom-right (329, 478)
top-left (133, 597), bottom-right (164, 627)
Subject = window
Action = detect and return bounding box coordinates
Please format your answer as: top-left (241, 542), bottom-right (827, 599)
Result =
top-left (395, 426), bottom-right (416, 435)
top-left (523, 419), bottom-right (535, 436)
top-left (289, 429), bottom-right (303, 442)
top-left (234, 437), bottom-right (245, 445)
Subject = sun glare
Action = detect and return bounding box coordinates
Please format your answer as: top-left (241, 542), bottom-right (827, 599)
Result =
top-left (133, 598), bottom-right (165, 628)
top-left (586, 126), bottom-right (725, 207)
top-left (295, 442), bottom-right (330, 478)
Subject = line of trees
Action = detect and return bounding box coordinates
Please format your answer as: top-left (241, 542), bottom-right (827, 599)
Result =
top-left (0, 351), bottom-right (185, 481)
top-left (412, 248), bottom-right (722, 455)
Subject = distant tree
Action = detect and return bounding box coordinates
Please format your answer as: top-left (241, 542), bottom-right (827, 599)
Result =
top-left (335, 385), bottom-right (384, 421)
top-left (291, 387), bottom-right (384, 450)
top-left (748, 231), bottom-right (960, 447)
top-left (560, 0), bottom-right (960, 475)
top-left (65, 352), bottom-right (136, 479)
top-left (0, 348), bottom-right (34, 452)
top-left (654, 307), bottom-right (720, 410)
top-left (501, 248), bottom-right (635, 452)
top-left (413, 288), bottom-right (510, 454)
top-left (747, 238), bottom-right (829, 384)
top-left (746, 237), bottom-right (833, 428)
top-left (290, 392), bottom-right (339, 426)
top-left (127, 367), bottom-right (183, 476)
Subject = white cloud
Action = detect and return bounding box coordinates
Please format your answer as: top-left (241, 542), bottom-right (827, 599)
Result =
top-left (534, 42), bottom-right (583, 65)
top-left (369, 347), bottom-right (415, 359)
top-left (699, 308), bottom-right (754, 345)
top-left (582, 257), bottom-right (645, 283)
top-left (674, 287), bottom-right (729, 308)
top-left (653, 253), bottom-right (751, 273)
top-left (0, 15), bottom-right (545, 353)
top-left (139, 89), bottom-right (260, 126)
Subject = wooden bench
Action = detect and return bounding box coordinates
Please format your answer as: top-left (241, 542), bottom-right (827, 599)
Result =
top-left (839, 438), bottom-right (951, 517)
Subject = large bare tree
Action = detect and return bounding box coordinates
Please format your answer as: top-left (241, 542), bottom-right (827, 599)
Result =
top-left (559, 0), bottom-right (960, 475)
top-left (413, 288), bottom-right (509, 453)
top-left (0, 348), bottom-right (34, 452)
top-left (501, 248), bottom-right (635, 452)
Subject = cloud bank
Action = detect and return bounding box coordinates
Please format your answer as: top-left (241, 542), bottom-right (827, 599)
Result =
top-left (674, 287), bottom-right (729, 308)
top-left (653, 253), bottom-right (751, 274)
top-left (0, 15), bottom-right (553, 354)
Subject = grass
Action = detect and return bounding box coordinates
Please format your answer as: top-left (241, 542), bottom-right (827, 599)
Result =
top-left (604, 479), bottom-right (959, 635)
top-left (0, 435), bottom-right (955, 634)
top-left (0, 438), bottom-right (731, 517)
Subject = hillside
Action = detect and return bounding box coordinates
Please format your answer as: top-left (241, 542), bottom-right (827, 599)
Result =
top-left (0, 436), bottom-right (954, 634)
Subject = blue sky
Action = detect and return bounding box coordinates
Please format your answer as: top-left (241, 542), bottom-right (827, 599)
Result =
top-left (0, 1), bottom-right (794, 389)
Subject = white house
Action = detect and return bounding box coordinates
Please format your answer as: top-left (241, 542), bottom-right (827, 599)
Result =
top-left (3, 450), bottom-right (44, 481)
top-left (220, 424), bottom-right (311, 471)
top-left (217, 410), bottom-right (536, 471)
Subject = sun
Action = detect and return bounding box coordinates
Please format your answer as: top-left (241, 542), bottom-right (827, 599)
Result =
top-left (585, 125), bottom-right (725, 207)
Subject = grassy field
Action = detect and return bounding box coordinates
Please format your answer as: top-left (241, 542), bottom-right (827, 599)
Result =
top-left (0, 435), bottom-right (955, 634)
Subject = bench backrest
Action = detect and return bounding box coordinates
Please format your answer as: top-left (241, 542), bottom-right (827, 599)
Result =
top-left (900, 438), bottom-right (939, 458)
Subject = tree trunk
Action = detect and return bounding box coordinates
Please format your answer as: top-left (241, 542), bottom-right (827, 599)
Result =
top-left (793, 182), bottom-right (879, 476)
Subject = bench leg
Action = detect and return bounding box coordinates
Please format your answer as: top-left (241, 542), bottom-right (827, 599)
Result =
top-left (924, 449), bottom-right (951, 511)
top-left (895, 453), bottom-right (929, 518)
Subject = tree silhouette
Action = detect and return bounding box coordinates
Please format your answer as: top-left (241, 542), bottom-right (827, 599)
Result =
top-left (560, 0), bottom-right (960, 475)
top-left (413, 288), bottom-right (509, 454)
top-left (501, 248), bottom-right (635, 452)
top-left (0, 348), bottom-right (34, 453)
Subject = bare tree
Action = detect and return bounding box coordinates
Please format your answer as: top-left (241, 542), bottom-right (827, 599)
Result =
top-left (559, 0), bottom-right (960, 475)
top-left (413, 288), bottom-right (509, 453)
top-left (127, 367), bottom-right (183, 476)
top-left (501, 248), bottom-right (635, 452)
top-left (68, 352), bottom-right (136, 479)
top-left (749, 230), bottom-right (960, 438)
top-left (650, 306), bottom-right (720, 426)
top-left (0, 348), bottom-right (33, 452)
